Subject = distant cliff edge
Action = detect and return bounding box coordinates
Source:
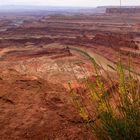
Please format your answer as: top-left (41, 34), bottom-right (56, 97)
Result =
top-left (106, 7), bottom-right (140, 14)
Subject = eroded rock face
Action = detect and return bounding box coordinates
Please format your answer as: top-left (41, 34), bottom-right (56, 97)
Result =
top-left (93, 33), bottom-right (138, 49)
top-left (0, 69), bottom-right (95, 140)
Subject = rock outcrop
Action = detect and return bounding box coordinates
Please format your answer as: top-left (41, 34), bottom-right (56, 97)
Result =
top-left (93, 33), bottom-right (138, 49)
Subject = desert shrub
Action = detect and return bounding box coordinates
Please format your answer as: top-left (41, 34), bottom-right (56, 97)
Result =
top-left (69, 50), bottom-right (140, 140)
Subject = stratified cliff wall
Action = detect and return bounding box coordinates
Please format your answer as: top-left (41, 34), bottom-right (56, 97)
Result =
top-left (106, 8), bottom-right (140, 14)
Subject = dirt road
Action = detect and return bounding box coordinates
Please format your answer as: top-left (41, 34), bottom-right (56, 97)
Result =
top-left (70, 46), bottom-right (140, 80)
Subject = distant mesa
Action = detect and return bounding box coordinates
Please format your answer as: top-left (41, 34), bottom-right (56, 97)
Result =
top-left (106, 7), bottom-right (140, 14)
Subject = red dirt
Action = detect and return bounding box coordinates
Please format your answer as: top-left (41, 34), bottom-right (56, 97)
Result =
top-left (0, 69), bottom-right (95, 140)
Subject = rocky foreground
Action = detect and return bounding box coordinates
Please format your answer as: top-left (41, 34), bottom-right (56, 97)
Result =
top-left (0, 68), bottom-right (96, 140)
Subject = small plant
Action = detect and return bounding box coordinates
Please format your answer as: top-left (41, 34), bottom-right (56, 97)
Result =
top-left (69, 50), bottom-right (140, 140)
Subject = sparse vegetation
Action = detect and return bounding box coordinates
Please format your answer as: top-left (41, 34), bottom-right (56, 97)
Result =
top-left (69, 52), bottom-right (140, 140)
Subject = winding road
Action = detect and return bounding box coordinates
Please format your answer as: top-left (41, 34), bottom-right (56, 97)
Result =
top-left (70, 46), bottom-right (140, 80)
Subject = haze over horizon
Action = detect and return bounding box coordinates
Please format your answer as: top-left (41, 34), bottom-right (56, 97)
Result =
top-left (0, 0), bottom-right (140, 7)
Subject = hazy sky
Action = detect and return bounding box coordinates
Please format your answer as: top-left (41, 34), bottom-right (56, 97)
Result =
top-left (0, 0), bottom-right (140, 7)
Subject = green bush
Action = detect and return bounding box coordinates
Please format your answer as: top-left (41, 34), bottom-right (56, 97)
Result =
top-left (69, 51), bottom-right (140, 140)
